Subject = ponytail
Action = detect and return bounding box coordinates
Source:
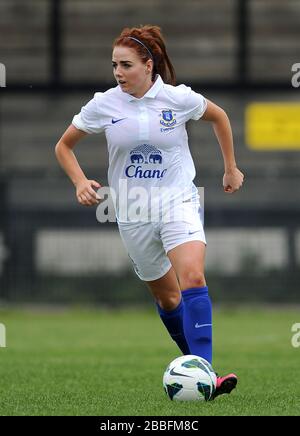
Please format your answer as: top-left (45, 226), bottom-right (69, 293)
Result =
top-left (113, 25), bottom-right (176, 86)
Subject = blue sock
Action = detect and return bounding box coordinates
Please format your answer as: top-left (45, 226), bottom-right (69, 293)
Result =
top-left (181, 286), bottom-right (212, 363)
top-left (156, 298), bottom-right (190, 355)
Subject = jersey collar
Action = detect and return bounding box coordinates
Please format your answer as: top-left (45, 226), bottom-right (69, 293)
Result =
top-left (123, 74), bottom-right (163, 102)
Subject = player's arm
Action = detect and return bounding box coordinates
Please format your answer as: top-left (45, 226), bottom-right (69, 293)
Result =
top-left (201, 99), bottom-right (244, 194)
top-left (55, 124), bottom-right (101, 206)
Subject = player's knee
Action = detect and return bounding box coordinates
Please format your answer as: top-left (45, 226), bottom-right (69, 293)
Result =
top-left (157, 294), bottom-right (181, 311)
top-left (180, 270), bottom-right (206, 289)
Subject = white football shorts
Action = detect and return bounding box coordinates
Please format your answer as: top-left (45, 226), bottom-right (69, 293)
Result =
top-left (118, 201), bottom-right (206, 281)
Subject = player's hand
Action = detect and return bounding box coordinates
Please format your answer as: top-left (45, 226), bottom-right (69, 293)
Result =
top-left (76, 179), bottom-right (102, 206)
top-left (223, 167), bottom-right (244, 194)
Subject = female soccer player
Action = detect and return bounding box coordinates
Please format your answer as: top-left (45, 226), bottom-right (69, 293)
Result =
top-left (55, 25), bottom-right (244, 399)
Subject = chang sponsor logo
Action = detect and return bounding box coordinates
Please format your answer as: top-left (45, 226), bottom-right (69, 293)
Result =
top-left (125, 165), bottom-right (167, 179)
top-left (125, 144), bottom-right (167, 179)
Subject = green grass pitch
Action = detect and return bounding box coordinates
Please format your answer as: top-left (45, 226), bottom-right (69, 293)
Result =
top-left (0, 306), bottom-right (299, 416)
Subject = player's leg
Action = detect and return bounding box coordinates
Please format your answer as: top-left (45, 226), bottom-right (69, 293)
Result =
top-left (146, 267), bottom-right (190, 355)
top-left (146, 265), bottom-right (180, 310)
top-left (118, 222), bottom-right (189, 355)
top-left (167, 240), bottom-right (207, 290)
top-left (167, 241), bottom-right (238, 398)
top-left (167, 241), bottom-right (212, 363)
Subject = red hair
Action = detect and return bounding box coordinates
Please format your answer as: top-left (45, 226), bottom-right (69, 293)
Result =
top-left (113, 25), bottom-right (176, 86)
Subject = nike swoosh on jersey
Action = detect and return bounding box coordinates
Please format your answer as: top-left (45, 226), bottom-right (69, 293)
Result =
top-left (188, 230), bottom-right (200, 235)
top-left (169, 367), bottom-right (192, 378)
top-left (112, 118), bottom-right (127, 124)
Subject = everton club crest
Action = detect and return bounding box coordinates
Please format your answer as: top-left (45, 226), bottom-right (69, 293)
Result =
top-left (159, 109), bottom-right (177, 130)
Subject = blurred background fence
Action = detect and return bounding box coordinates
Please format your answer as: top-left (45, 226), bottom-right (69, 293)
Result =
top-left (0, 0), bottom-right (300, 304)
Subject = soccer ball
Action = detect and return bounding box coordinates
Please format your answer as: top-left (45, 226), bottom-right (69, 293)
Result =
top-left (163, 355), bottom-right (217, 401)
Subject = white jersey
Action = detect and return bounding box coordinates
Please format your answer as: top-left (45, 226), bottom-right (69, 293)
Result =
top-left (72, 75), bottom-right (207, 222)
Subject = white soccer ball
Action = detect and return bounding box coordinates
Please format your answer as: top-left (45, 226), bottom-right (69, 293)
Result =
top-left (163, 355), bottom-right (217, 401)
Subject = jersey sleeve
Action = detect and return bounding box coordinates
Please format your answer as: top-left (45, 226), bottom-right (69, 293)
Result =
top-left (72, 93), bottom-right (104, 134)
top-left (183, 86), bottom-right (207, 121)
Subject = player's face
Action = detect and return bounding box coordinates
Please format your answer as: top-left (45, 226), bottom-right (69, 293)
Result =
top-left (112, 46), bottom-right (153, 98)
